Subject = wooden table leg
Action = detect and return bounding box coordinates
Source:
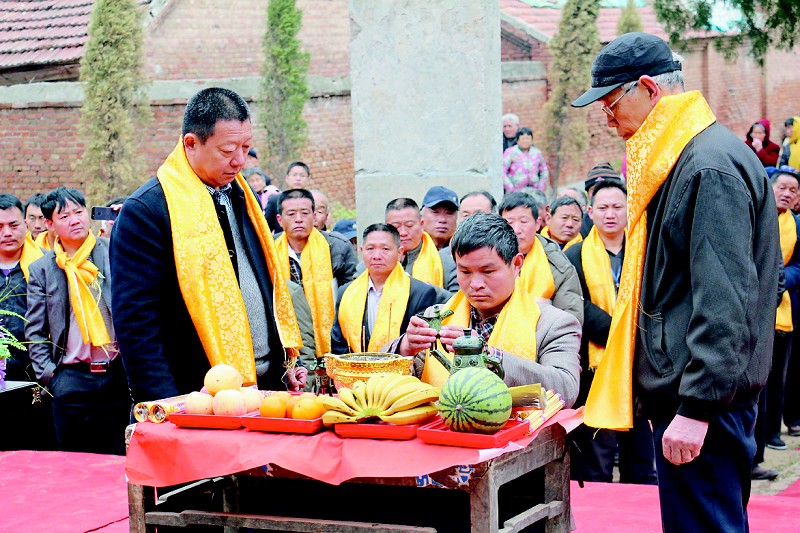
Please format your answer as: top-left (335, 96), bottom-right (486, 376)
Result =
top-left (470, 468), bottom-right (498, 533)
top-left (544, 445), bottom-right (570, 533)
top-left (128, 483), bottom-right (149, 533)
top-left (223, 475), bottom-right (241, 533)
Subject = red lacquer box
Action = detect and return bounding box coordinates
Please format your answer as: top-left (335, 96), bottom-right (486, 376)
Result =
top-left (334, 422), bottom-right (421, 440)
top-left (168, 410), bottom-right (249, 430)
top-left (416, 417), bottom-right (530, 448)
top-left (241, 413), bottom-right (325, 434)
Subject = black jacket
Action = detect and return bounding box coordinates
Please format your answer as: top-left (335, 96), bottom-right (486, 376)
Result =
top-left (110, 177), bottom-right (290, 402)
top-left (1, 264), bottom-right (30, 380)
top-left (634, 121), bottom-right (781, 422)
top-left (330, 276), bottom-right (445, 354)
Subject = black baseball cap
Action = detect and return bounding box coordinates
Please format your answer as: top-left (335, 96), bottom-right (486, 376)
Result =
top-left (571, 33), bottom-right (682, 108)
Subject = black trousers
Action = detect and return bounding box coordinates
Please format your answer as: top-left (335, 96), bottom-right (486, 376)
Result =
top-left (50, 360), bottom-right (131, 455)
top-left (783, 328), bottom-right (800, 427)
top-left (652, 405), bottom-right (756, 533)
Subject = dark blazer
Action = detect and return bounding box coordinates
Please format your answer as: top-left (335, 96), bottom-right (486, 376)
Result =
top-left (330, 275), bottom-right (445, 354)
top-left (26, 238), bottom-right (112, 385)
top-left (110, 177), bottom-right (288, 402)
top-left (1, 264), bottom-right (29, 380)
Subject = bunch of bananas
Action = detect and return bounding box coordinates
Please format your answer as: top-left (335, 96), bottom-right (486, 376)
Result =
top-left (321, 374), bottom-right (440, 426)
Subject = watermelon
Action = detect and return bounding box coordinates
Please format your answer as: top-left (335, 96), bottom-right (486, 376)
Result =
top-left (438, 367), bottom-right (512, 434)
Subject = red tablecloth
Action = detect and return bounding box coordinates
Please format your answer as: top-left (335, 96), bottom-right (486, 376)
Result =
top-left (126, 409), bottom-right (582, 487)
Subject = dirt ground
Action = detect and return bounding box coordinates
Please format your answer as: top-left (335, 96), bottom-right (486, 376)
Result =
top-left (753, 429), bottom-right (800, 496)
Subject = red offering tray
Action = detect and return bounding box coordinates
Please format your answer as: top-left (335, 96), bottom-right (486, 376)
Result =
top-left (241, 413), bottom-right (325, 434)
top-left (168, 410), bottom-right (248, 430)
top-left (416, 417), bottom-right (530, 448)
top-left (334, 422), bottom-right (421, 440)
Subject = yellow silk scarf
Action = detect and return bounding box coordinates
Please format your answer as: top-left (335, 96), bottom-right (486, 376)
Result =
top-left (411, 232), bottom-right (444, 288)
top-left (776, 209), bottom-right (796, 332)
top-left (582, 227), bottom-right (618, 368)
top-left (34, 230), bottom-right (52, 251)
top-left (584, 91), bottom-right (716, 430)
top-left (517, 236), bottom-right (556, 300)
top-left (338, 262), bottom-right (410, 352)
top-left (541, 226), bottom-right (583, 251)
top-left (275, 228), bottom-right (334, 357)
top-left (158, 139), bottom-right (302, 385)
top-left (788, 116), bottom-right (800, 170)
top-left (420, 289), bottom-right (541, 387)
top-left (54, 232), bottom-right (111, 347)
top-left (19, 232), bottom-right (44, 282)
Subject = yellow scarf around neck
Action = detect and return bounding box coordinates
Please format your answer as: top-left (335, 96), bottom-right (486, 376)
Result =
top-left (788, 116), bottom-right (800, 170)
top-left (541, 227), bottom-right (583, 251)
top-left (584, 91), bottom-right (716, 430)
top-left (420, 287), bottom-right (541, 387)
top-left (338, 262), bottom-right (410, 352)
top-left (19, 232), bottom-right (44, 282)
top-left (34, 230), bottom-right (51, 251)
top-left (517, 235), bottom-right (556, 300)
top-left (776, 209), bottom-right (796, 332)
top-left (158, 139), bottom-right (302, 384)
top-left (54, 232), bottom-right (111, 348)
top-left (275, 228), bottom-right (334, 357)
top-left (411, 232), bottom-right (444, 288)
top-left (582, 227), bottom-right (619, 368)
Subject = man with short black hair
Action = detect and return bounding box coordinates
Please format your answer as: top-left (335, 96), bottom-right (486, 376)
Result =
top-left (392, 214), bottom-right (580, 405)
top-left (580, 162), bottom-right (619, 238)
top-left (458, 190), bottom-right (496, 222)
top-left (27, 187), bottom-right (130, 454)
top-left (542, 196), bottom-right (583, 250)
top-left (285, 161), bottom-right (311, 189)
top-left (499, 192), bottom-right (583, 324)
top-left (420, 186), bottom-right (459, 250)
top-left (24, 193), bottom-right (48, 243)
top-left (332, 224), bottom-right (444, 354)
top-left (111, 87), bottom-right (307, 402)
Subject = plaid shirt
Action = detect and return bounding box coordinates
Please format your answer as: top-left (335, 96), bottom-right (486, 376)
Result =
top-left (470, 306), bottom-right (499, 343)
top-left (288, 256), bottom-right (303, 285)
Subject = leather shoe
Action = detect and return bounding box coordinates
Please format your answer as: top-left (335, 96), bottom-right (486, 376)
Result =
top-left (751, 465), bottom-right (779, 481)
top-left (788, 425), bottom-right (800, 437)
top-left (767, 435), bottom-right (788, 450)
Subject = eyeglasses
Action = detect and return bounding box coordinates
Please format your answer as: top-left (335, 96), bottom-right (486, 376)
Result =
top-left (601, 82), bottom-right (637, 118)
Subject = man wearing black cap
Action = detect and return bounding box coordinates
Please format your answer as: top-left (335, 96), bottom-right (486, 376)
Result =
top-left (420, 185), bottom-right (459, 250)
top-left (572, 32), bottom-right (780, 532)
top-left (580, 162), bottom-right (619, 237)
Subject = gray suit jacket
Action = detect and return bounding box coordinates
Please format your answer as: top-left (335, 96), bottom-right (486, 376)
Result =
top-left (25, 237), bottom-right (113, 385)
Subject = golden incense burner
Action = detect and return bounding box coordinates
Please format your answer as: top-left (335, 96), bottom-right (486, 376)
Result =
top-left (324, 352), bottom-right (412, 390)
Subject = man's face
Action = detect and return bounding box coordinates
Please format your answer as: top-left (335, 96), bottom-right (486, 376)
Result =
top-left (0, 207), bottom-right (27, 257)
top-left (25, 204), bottom-right (46, 239)
top-left (47, 200), bottom-right (90, 249)
top-left (502, 118), bottom-right (518, 139)
top-left (455, 247), bottom-right (523, 318)
top-left (421, 204), bottom-right (457, 244)
top-left (286, 166), bottom-right (310, 189)
top-left (459, 195), bottom-right (493, 222)
top-left (598, 81), bottom-right (652, 141)
top-left (361, 231), bottom-right (402, 279)
top-left (277, 198), bottom-right (314, 241)
top-left (311, 191), bottom-right (330, 231)
top-left (589, 187), bottom-right (627, 237)
top-left (501, 206), bottom-right (539, 255)
top-left (548, 204), bottom-right (582, 244)
top-left (773, 174), bottom-right (799, 212)
top-left (386, 207), bottom-right (423, 251)
top-left (184, 120), bottom-right (252, 189)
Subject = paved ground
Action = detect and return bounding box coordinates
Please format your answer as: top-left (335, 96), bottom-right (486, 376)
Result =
top-left (753, 429), bottom-right (800, 495)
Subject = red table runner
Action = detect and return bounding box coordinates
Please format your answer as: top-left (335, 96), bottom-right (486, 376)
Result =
top-left (126, 409), bottom-right (582, 487)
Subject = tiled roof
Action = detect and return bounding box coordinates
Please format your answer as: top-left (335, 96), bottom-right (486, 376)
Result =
top-left (0, 1), bottom-right (94, 71)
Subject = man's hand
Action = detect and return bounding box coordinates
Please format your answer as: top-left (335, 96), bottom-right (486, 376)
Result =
top-left (662, 414), bottom-right (709, 465)
top-left (286, 366), bottom-right (308, 391)
top-left (438, 325), bottom-right (476, 351)
top-left (398, 315), bottom-right (440, 356)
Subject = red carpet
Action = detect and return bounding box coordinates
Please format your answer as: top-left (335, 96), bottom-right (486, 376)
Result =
top-left (572, 481), bottom-right (800, 532)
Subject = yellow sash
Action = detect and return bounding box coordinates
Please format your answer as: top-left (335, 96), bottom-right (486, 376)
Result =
top-left (541, 226), bottom-right (583, 251)
top-left (582, 227), bottom-right (618, 368)
top-left (158, 139), bottom-right (302, 384)
top-left (338, 263), bottom-right (410, 352)
top-left (517, 236), bottom-right (556, 300)
top-left (34, 230), bottom-right (51, 251)
top-left (54, 232), bottom-right (111, 348)
top-left (776, 209), bottom-right (796, 332)
top-left (411, 232), bottom-right (444, 288)
top-left (585, 91), bottom-right (716, 430)
top-left (788, 116), bottom-right (800, 169)
top-left (19, 232), bottom-right (44, 282)
top-left (420, 288), bottom-right (541, 387)
top-left (275, 228), bottom-right (334, 357)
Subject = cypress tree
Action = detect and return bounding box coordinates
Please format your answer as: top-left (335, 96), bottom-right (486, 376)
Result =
top-left (76, 0), bottom-right (150, 203)
top-left (618, 0), bottom-right (644, 36)
top-left (259, 0), bottom-right (310, 183)
top-left (542, 0), bottom-right (601, 192)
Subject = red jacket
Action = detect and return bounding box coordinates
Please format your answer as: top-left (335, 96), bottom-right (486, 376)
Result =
top-left (745, 118), bottom-right (781, 167)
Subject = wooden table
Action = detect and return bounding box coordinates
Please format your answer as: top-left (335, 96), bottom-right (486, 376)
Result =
top-left (127, 424), bottom-right (570, 533)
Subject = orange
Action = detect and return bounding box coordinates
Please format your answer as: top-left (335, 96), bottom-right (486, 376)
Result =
top-left (285, 396), bottom-right (303, 418)
top-left (273, 391), bottom-right (292, 403)
top-left (292, 397), bottom-right (325, 420)
top-left (259, 396), bottom-right (287, 418)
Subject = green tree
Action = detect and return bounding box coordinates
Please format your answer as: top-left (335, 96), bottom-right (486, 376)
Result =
top-left (654, 0), bottom-right (800, 66)
top-left (259, 0), bottom-right (310, 183)
top-left (542, 0), bottom-right (600, 192)
top-left (617, 0), bottom-right (643, 36)
top-left (76, 0), bottom-right (150, 203)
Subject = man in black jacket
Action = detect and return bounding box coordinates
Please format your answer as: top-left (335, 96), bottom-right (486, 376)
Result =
top-left (572, 33), bottom-right (780, 532)
top-left (111, 88), bottom-right (305, 403)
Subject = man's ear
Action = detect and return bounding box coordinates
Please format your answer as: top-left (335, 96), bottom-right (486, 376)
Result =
top-left (183, 133), bottom-right (199, 155)
top-left (276, 213), bottom-right (283, 227)
top-left (512, 252), bottom-right (524, 275)
top-left (45, 219), bottom-right (54, 232)
top-left (588, 205), bottom-right (593, 218)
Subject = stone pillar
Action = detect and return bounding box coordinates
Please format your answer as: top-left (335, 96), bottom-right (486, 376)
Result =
top-left (349, 0), bottom-right (502, 234)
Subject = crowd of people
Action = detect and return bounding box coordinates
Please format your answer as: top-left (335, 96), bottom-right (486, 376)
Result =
top-left (0, 31), bottom-right (795, 532)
